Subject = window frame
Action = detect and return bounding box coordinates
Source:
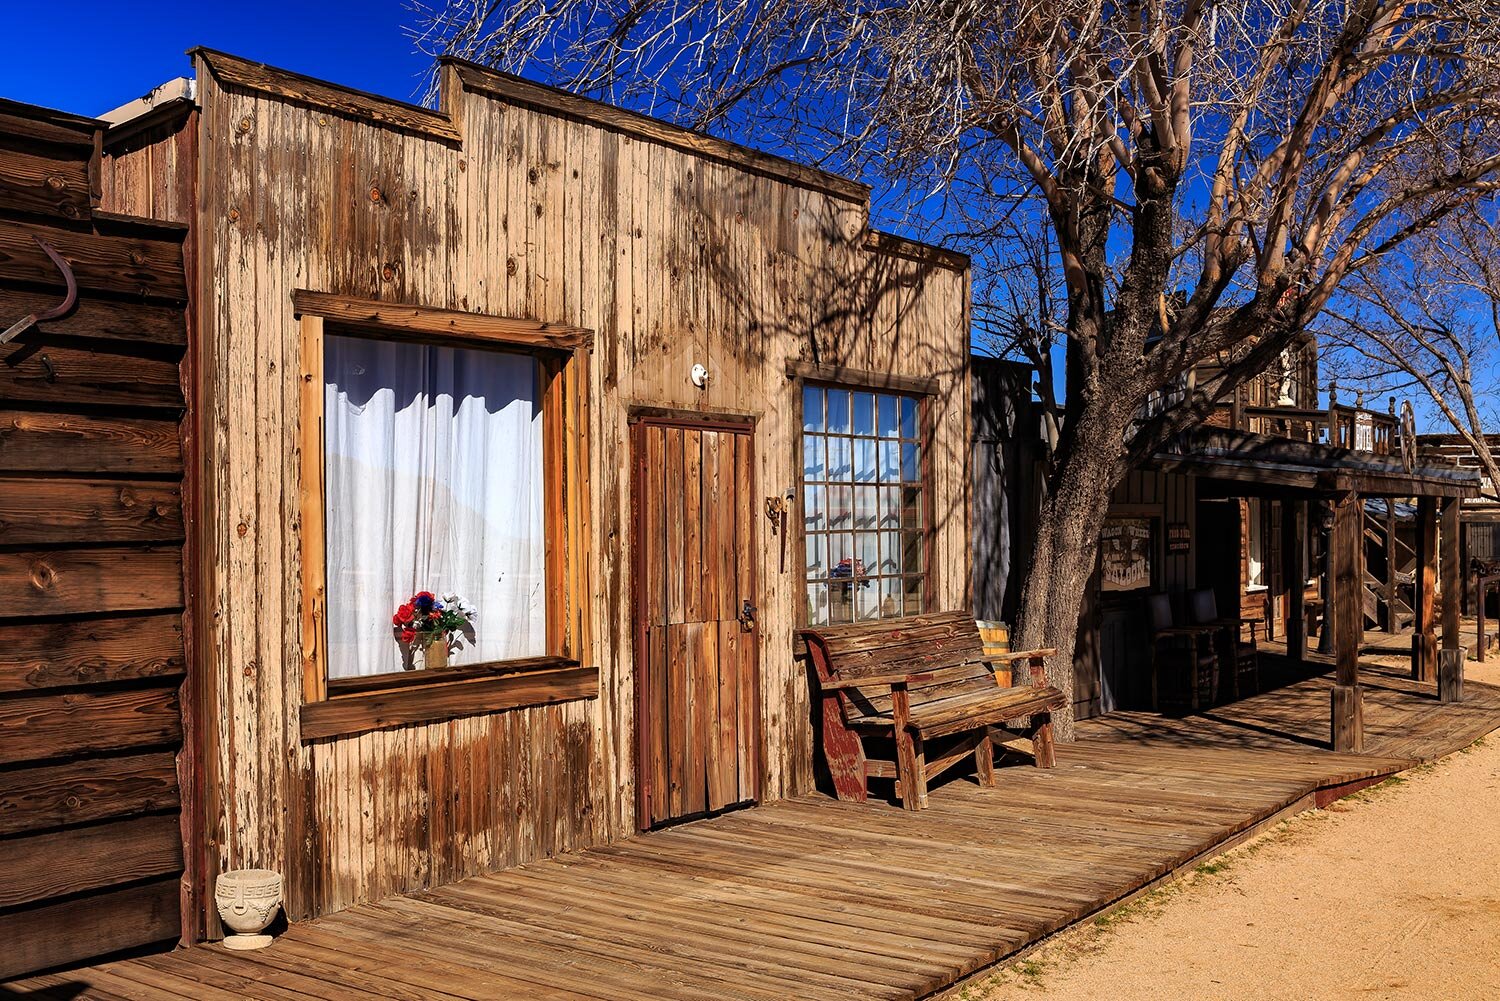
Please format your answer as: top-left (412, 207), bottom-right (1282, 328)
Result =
top-left (294, 291), bottom-right (595, 741)
top-left (1246, 497), bottom-right (1267, 592)
top-left (789, 362), bottom-right (941, 628)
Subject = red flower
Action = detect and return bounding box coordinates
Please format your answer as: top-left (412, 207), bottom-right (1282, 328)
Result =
top-left (394, 603), bottom-right (415, 625)
top-left (399, 627), bottom-right (417, 644)
top-left (428, 611), bottom-right (440, 620)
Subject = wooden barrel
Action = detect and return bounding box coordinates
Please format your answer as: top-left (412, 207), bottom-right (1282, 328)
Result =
top-left (976, 619), bottom-right (1010, 656)
top-left (975, 619), bottom-right (1012, 686)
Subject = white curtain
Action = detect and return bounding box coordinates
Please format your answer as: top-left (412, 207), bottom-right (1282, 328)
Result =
top-left (323, 334), bottom-right (545, 679)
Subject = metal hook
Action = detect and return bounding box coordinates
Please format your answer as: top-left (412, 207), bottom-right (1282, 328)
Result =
top-left (1, 237), bottom-right (78, 345)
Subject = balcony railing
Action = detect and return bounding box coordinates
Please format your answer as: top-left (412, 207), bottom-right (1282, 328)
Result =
top-left (1234, 402), bottom-right (1400, 456)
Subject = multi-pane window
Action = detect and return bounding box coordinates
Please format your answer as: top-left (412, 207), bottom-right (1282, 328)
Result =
top-left (801, 384), bottom-right (926, 625)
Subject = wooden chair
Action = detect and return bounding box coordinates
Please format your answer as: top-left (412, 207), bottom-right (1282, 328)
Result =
top-left (1145, 593), bottom-right (1217, 713)
top-left (1188, 588), bottom-right (1259, 700)
top-left (801, 611), bottom-right (1066, 811)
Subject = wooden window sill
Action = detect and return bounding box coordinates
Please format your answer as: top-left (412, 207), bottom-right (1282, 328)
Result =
top-left (323, 655), bottom-right (575, 698)
top-left (300, 658), bottom-right (596, 742)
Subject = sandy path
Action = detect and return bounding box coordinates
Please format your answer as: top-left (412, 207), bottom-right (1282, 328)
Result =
top-left (945, 661), bottom-right (1500, 1001)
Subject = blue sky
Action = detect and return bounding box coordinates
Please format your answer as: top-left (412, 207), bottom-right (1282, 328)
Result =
top-left (6, 2), bottom-right (1488, 431)
top-left (1, 1), bottom-right (432, 117)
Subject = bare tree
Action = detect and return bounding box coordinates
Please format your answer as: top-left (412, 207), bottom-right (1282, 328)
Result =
top-left (1323, 198), bottom-right (1500, 498)
top-left (412, 0), bottom-right (1500, 736)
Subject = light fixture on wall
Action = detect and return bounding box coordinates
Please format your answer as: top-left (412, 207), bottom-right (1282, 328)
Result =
top-left (690, 363), bottom-right (710, 389)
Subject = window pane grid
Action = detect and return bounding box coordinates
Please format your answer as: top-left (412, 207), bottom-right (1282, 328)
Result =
top-left (802, 385), bottom-right (926, 626)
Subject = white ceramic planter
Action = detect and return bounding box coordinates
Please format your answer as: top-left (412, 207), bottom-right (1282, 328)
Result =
top-left (214, 869), bottom-right (282, 951)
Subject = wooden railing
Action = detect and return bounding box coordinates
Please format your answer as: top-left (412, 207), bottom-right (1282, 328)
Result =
top-left (1231, 401), bottom-right (1401, 456)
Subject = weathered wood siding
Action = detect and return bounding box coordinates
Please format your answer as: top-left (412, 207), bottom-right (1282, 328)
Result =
top-left (190, 56), bottom-right (970, 922)
top-left (0, 102), bottom-right (192, 978)
top-left (1088, 470), bottom-right (1197, 715)
top-left (100, 112), bottom-right (197, 225)
top-left (971, 357), bottom-right (1039, 625)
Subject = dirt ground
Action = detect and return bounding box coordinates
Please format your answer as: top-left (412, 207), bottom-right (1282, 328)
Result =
top-left (943, 658), bottom-right (1500, 1001)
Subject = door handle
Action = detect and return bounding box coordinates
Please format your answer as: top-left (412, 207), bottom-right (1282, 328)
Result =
top-left (738, 599), bottom-right (757, 630)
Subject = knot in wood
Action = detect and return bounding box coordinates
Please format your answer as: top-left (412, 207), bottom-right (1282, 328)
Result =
top-left (369, 186), bottom-right (384, 203)
top-left (237, 521), bottom-right (249, 537)
top-left (527, 167), bottom-right (539, 184)
top-left (28, 558), bottom-right (56, 591)
top-left (129, 251), bottom-right (146, 266)
top-left (506, 257), bottom-right (517, 277)
top-left (228, 208), bottom-right (240, 223)
top-left (116, 485), bottom-right (138, 508)
top-left (237, 117), bottom-right (252, 135)
top-left (45, 174), bottom-right (65, 192)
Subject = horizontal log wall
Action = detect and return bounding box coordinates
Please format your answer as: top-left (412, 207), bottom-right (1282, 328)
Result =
top-left (0, 103), bottom-right (191, 979)
top-left (192, 56), bottom-right (970, 923)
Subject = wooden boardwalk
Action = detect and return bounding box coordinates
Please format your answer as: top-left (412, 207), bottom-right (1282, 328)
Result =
top-left (9, 666), bottom-right (1500, 1001)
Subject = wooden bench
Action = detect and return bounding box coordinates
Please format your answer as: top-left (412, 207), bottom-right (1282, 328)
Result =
top-left (801, 611), bottom-right (1066, 810)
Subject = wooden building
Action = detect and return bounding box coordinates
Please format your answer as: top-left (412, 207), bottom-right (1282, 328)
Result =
top-left (1418, 432), bottom-right (1500, 614)
top-left (0, 98), bottom-right (194, 978)
top-left (974, 334), bottom-right (1482, 723)
top-left (1, 50), bottom-right (973, 978)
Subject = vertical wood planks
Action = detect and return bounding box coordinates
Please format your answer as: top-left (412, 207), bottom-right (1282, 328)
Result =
top-left (189, 61), bottom-right (969, 920)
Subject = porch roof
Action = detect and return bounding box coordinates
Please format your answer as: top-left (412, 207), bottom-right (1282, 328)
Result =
top-left (1151, 427), bottom-right (1482, 499)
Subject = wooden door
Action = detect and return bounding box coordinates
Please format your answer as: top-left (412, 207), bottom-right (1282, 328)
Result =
top-left (633, 420), bottom-right (759, 828)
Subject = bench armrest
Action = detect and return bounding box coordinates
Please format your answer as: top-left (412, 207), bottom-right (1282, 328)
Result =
top-left (978, 648), bottom-right (1056, 687)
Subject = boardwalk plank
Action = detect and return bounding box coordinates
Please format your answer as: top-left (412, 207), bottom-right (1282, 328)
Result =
top-left (10, 663), bottom-right (1500, 1001)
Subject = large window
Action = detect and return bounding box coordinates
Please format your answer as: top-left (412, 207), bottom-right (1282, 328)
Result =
top-left (801, 384), bottom-right (926, 625)
top-left (323, 335), bottom-right (545, 679)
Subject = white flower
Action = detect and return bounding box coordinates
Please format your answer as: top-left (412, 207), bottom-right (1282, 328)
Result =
top-left (442, 593), bottom-right (477, 622)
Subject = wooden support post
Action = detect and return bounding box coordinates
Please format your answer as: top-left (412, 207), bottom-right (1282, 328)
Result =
top-left (1478, 575), bottom-right (1499, 664)
top-left (1441, 497), bottom-right (1461, 652)
top-left (1331, 492), bottom-right (1364, 752)
top-left (1412, 497), bottom-right (1438, 682)
top-left (1439, 648), bottom-right (1466, 704)
top-left (1317, 503), bottom-right (1336, 656)
top-left (1384, 503), bottom-right (1400, 632)
top-left (1284, 500), bottom-right (1307, 664)
top-left (1438, 498), bottom-right (1465, 704)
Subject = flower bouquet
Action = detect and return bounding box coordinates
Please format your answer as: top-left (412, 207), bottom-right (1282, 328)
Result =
top-left (392, 591), bottom-right (476, 670)
top-left (830, 556), bottom-right (871, 590)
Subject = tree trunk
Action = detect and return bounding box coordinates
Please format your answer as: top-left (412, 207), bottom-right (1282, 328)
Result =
top-left (1012, 399), bottom-right (1136, 741)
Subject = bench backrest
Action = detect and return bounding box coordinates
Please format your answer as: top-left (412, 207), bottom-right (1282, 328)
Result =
top-left (801, 611), bottom-right (993, 722)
